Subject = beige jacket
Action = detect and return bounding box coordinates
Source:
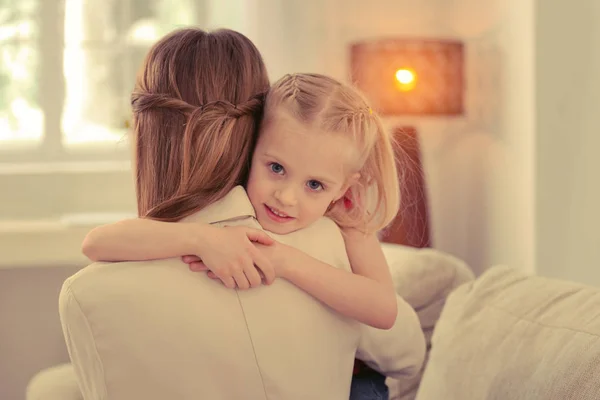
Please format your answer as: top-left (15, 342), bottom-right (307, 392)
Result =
top-left (60, 186), bottom-right (425, 400)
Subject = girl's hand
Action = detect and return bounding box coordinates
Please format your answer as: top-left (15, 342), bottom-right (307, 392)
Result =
top-left (185, 261), bottom-right (268, 283)
top-left (191, 225), bottom-right (276, 290)
top-left (184, 240), bottom-right (289, 286)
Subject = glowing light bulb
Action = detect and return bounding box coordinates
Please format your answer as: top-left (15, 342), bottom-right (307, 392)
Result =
top-left (395, 69), bottom-right (415, 84)
top-left (394, 68), bottom-right (417, 92)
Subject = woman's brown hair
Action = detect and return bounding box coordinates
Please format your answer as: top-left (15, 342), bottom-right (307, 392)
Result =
top-left (131, 28), bottom-right (269, 221)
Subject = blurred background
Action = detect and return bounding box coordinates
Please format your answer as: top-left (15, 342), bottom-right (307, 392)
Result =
top-left (1, 0), bottom-right (599, 398)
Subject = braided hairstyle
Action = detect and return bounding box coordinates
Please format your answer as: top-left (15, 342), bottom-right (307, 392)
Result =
top-left (262, 73), bottom-right (401, 234)
top-left (130, 28), bottom-right (269, 221)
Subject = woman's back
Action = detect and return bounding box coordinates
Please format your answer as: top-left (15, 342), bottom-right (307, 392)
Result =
top-left (60, 188), bottom-right (360, 400)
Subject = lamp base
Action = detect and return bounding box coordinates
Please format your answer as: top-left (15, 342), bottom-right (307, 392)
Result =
top-left (379, 126), bottom-right (431, 248)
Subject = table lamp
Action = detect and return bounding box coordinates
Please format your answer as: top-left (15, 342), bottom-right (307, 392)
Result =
top-left (350, 38), bottom-right (465, 247)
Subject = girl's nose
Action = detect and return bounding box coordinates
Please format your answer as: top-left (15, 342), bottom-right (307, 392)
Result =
top-left (274, 187), bottom-right (297, 206)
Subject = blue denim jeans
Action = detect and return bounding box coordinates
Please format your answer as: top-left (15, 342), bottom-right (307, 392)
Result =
top-left (349, 370), bottom-right (389, 400)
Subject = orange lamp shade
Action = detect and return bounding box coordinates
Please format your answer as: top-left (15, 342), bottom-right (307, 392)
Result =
top-left (350, 39), bottom-right (464, 116)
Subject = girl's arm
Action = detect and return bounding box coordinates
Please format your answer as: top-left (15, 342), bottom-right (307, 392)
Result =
top-left (82, 218), bottom-right (200, 262)
top-left (82, 218), bottom-right (276, 290)
top-left (273, 231), bottom-right (397, 330)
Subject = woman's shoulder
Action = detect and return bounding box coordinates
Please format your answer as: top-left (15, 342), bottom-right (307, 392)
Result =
top-left (274, 217), bottom-right (349, 265)
top-left (182, 186), bottom-right (254, 224)
top-left (307, 216), bottom-right (341, 233)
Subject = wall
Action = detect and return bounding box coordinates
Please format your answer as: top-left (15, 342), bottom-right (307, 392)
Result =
top-left (442, 0), bottom-right (536, 275)
top-left (536, 0), bottom-right (600, 285)
top-left (0, 266), bottom-right (81, 400)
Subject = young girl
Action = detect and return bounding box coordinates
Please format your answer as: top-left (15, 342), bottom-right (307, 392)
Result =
top-left (84, 73), bottom-right (401, 331)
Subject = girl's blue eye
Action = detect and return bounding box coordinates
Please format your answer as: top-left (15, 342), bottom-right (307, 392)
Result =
top-left (307, 180), bottom-right (323, 191)
top-left (270, 163), bottom-right (284, 174)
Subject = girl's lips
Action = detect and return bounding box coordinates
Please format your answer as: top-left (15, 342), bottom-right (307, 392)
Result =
top-left (264, 204), bottom-right (294, 223)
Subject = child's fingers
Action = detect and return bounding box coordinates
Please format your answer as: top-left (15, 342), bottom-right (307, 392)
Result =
top-left (249, 246), bottom-right (275, 285)
top-left (182, 255), bottom-right (201, 263)
top-left (188, 261), bottom-right (208, 271)
top-left (217, 274), bottom-right (236, 289)
top-left (206, 272), bottom-right (240, 290)
top-left (232, 267), bottom-right (251, 290)
top-left (243, 264), bottom-right (263, 288)
top-left (245, 229), bottom-right (274, 245)
top-left (207, 271), bottom-right (218, 279)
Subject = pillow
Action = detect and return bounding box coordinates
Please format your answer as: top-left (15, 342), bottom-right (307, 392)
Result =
top-left (416, 265), bottom-right (600, 400)
top-left (26, 363), bottom-right (82, 400)
top-left (380, 244), bottom-right (474, 400)
top-left (60, 186), bottom-right (424, 400)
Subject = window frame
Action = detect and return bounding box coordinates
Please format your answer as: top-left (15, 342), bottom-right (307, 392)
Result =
top-left (0, 0), bottom-right (135, 164)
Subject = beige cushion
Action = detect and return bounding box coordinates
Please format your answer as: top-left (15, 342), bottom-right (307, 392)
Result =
top-left (417, 265), bottom-right (600, 400)
top-left (60, 186), bottom-right (425, 400)
top-left (380, 245), bottom-right (474, 400)
top-left (26, 363), bottom-right (82, 400)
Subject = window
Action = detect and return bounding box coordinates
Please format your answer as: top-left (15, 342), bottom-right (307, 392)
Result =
top-left (0, 0), bottom-right (254, 267)
top-left (0, 0), bottom-right (205, 162)
top-left (0, 1), bottom-right (41, 144)
top-left (0, 0), bottom-right (252, 223)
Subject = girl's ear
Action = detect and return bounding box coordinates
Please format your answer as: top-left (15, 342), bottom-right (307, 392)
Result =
top-left (334, 173), bottom-right (361, 209)
top-left (335, 173), bottom-right (361, 199)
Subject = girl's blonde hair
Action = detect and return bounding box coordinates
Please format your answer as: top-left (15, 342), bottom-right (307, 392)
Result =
top-left (263, 73), bottom-right (400, 233)
top-left (130, 28), bottom-right (270, 221)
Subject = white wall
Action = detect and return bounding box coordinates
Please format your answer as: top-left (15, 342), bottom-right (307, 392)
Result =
top-left (250, 0), bottom-right (536, 275)
top-left (536, 0), bottom-right (600, 284)
top-left (443, 0), bottom-right (536, 275)
top-left (0, 266), bottom-right (81, 400)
